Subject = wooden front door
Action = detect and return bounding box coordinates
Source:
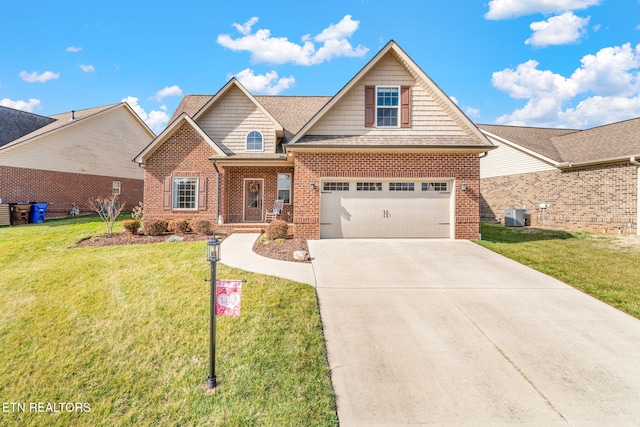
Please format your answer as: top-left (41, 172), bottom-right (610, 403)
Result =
top-left (244, 179), bottom-right (263, 222)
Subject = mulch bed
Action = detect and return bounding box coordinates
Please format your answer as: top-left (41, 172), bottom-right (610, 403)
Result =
top-left (76, 231), bottom-right (311, 263)
top-left (252, 237), bottom-right (311, 263)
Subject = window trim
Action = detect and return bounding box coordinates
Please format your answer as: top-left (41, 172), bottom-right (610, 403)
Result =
top-left (277, 173), bottom-right (292, 204)
top-left (245, 130), bottom-right (264, 152)
top-left (172, 177), bottom-right (199, 210)
top-left (112, 181), bottom-right (121, 195)
top-left (376, 85), bottom-right (400, 128)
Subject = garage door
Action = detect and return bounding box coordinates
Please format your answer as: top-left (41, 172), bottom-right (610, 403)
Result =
top-left (319, 179), bottom-right (452, 238)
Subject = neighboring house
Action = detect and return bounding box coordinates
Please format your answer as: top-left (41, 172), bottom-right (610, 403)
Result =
top-left (135, 41), bottom-right (495, 239)
top-left (479, 119), bottom-right (640, 235)
top-left (0, 103), bottom-right (155, 217)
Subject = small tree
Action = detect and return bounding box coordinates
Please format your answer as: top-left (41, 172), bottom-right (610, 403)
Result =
top-left (87, 194), bottom-right (125, 235)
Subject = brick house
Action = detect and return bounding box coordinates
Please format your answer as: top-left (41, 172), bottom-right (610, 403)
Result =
top-left (0, 103), bottom-right (154, 217)
top-left (135, 41), bottom-right (495, 239)
top-left (479, 119), bottom-right (640, 235)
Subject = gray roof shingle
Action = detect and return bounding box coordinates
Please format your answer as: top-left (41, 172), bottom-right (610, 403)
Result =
top-left (0, 106), bottom-right (55, 147)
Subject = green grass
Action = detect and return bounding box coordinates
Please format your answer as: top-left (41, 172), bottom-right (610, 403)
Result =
top-left (477, 222), bottom-right (640, 319)
top-left (0, 216), bottom-right (337, 426)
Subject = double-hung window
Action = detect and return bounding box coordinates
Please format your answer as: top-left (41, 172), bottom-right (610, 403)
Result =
top-left (172, 177), bottom-right (198, 210)
top-left (277, 173), bottom-right (291, 204)
top-left (376, 86), bottom-right (399, 127)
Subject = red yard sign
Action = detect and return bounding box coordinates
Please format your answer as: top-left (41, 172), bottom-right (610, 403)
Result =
top-left (215, 280), bottom-right (243, 316)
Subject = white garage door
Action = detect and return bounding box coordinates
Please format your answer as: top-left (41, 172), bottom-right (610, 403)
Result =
top-left (319, 179), bottom-right (452, 238)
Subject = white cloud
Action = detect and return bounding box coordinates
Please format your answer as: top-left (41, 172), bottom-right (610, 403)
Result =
top-left (79, 64), bottom-right (95, 72)
top-left (0, 98), bottom-right (41, 112)
top-left (465, 106), bottom-right (481, 118)
top-left (233, 17), bottom-right (259, 35)
top-left (485, 0), bottom-right (601, 20)
top-left (234, 68), bottom-right (295, 95)
top-left (153, 85), bottom-right (183, 101)
top-left (66, 46), bottom-right (82, 53)
top-left (217, 15), bottom-right (368, 66)
top-left (525, 12), bottom-right (590, 47)
top-left (122, 96), bottom-right (169, 135)
top-left (492, 43), bottom-right (640, 127)
top-left (19, 70), bottom-right (60, 83)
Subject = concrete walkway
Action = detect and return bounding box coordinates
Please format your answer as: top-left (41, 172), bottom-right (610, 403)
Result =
top-left (220, 235), bottom-right (640, 426)
top-left (220, 233), bottom-right (316, 286)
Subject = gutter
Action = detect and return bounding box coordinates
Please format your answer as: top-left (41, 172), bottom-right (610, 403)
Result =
top-left (557, 154), bottom-right (640, 169)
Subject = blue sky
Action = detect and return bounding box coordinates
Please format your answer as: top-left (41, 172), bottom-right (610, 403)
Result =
top-left (1, 0), bottom-right (639, 134)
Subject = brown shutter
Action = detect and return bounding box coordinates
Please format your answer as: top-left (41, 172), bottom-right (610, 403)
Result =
top-left (198, 177), bottom-right (207, 211)
top-left (364, 85), bottom-right (375, 127)
top-left (401, 86), bottom-right (411, 128)
top-left (163, 177), bottom-right (171, 210)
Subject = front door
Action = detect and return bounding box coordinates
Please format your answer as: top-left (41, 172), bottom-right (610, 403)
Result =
top-left (244, 179), bottom-right (263, 221)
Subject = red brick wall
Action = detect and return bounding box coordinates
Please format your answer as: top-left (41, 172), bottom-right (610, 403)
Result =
top-left (143, 122), bottom-right (219, 222)
top-left (292, 152), bottom-right (480, 239)
top-left (220, 166), bottom-right (294, 223)
top-left (481, 164), bottom-right (638, 233)
top-left (0, 165), bottom-right (142, 217)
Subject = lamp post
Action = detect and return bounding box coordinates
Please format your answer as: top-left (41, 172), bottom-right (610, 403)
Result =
top-left (206, 236), bottom-right (221, 389)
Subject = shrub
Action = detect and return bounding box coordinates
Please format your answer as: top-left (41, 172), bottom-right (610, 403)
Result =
top-left (145, 220), bottom-right (168, 236)
top-left (121, 219), bottom-right (141, 234)
top-left (168, 219), bottom-right (190, 234)
top-left (191, 219), bottom-right (212, 235)
top-left (87, 194), bottom-right (125, 235)
top-left (131, 202), bottom-right (144, 222)
top-left (266, 219), bottom-right (288, 240)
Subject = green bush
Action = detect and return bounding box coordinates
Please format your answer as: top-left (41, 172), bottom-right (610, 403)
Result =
top-left (121, 219), bottom-right (141, 234)
top-left (145, 220), bottom-right (168, 236)
top-left (266, 219), bottom-right (288, 240)
top-left (190, 219), bottom-right (212, 235)
top-left (168, 219), bottom-right (189, 234)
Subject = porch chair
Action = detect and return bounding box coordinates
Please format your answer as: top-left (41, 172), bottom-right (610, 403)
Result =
top-left (264, 199), bottom-right (284, 222)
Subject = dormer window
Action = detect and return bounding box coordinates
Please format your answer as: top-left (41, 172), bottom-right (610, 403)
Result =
top-left (246, 130), bottom-right (263, 151)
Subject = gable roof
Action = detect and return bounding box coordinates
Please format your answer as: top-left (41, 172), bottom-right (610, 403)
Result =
top-left (0, 103), bottom-right (154, 154)
top-left (0, 106), bottom-right (55, 147)
top-left (134, 113), bottom-right (227, 163)
top-left (286, 40), bottom-right (494, 150)
top-left (479, 118), bottom-right (640, 167)
top-left (193, 78), bottom-right (284, 139)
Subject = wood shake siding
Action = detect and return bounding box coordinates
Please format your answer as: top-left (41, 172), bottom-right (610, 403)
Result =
top-left (293, 152), bottom-right (480, 239)
top-left (309, 53), bottom-right (467, 137)
top-left (197, 86), bottom-right (277, 153)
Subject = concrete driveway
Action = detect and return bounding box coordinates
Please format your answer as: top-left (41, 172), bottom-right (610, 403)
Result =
top-left (307, 239), bottom-right (640, 426)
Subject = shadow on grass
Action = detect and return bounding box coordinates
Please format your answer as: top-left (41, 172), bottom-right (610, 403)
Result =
top-left (480, 222), bottom-right (575, 244)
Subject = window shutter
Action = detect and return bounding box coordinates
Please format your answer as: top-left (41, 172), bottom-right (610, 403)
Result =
top-left (364, 85), bottom-right (375, 127)
top-left (401, 86), bottom-right (411, 128)
top-left (163, 177), bottom-right (171, 210)
top-left (198, 177), bottom-right (207, 211)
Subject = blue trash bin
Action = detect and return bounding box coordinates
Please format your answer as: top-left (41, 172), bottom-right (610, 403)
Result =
top-left (29, 203), bottom-right (49, 224)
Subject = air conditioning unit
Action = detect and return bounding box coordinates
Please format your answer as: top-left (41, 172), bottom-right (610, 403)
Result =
top-left (504, 208), bottom-right (526, 227)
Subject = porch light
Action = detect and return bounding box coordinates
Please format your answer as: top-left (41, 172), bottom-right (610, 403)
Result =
top-left (310, 182), bottom-right (316, 190)
top-left (460, 182), bottom-right (467, 191)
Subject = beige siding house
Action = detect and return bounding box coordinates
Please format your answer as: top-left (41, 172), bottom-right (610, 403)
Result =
top-left (136, 40), bottom-right (495, 239)
top-left (0, 103), bottom-right (154, 218)
top-left (479, 121), bottom-right (640, 234)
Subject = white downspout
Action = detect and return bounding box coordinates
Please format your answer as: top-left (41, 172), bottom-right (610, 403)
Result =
top-left (632, 157), bottom-right (640, 235)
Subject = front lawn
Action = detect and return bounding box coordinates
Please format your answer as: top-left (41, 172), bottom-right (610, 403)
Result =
top-left (477, 222), bottom-right (640, 319)
top-left (0, 216), bottom-right (337, 426)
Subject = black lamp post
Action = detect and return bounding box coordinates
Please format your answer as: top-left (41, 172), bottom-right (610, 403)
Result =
top-left (206, 236), bottom-right (221, 390)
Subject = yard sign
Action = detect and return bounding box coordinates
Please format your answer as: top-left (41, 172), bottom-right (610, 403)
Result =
top-left (216, 280), bottom-right (243, 316)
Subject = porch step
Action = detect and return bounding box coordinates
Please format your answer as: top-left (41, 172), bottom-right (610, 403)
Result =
top-left (232, 227), bottom-right (264, 234)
